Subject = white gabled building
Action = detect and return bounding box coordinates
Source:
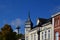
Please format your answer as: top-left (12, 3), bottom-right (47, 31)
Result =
top-left (40, 19), bottom-right (54, 40)
top-left (25, 13), bottom-right (54, 40)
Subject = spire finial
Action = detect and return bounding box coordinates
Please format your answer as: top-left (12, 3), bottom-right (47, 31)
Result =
top-left (28, 11), bottom-right (30, 18)
top-left (28, 11), bottom-right (31, 21)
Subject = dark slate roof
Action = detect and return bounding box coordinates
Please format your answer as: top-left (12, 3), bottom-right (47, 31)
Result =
top-left (33, 18), bottom-right (52, 28)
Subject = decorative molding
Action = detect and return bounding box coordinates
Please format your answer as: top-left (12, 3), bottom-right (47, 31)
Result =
top-left (29, 27), bottom-right (39, 32)
top-left (42, 22), bottom-right (51, 26)
top-left (54, 27), bottom-right (60, 29)
top-left (40, 27), bottom-right (51, 32)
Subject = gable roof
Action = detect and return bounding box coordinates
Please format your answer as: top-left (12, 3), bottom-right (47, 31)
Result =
top-left (33, 18), bottom-right (52, 29)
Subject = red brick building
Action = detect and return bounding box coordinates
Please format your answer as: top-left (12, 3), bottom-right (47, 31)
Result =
top-left (52, 12), bottom-right (60, 40)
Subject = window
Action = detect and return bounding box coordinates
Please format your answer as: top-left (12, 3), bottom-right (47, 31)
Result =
top-left (45, 31), bottom-right (46, 40)
top-left (54, 18), bottom-right (60, 26)
top-left (55, 19), bottom-right (58, 26)
top-left (42, 32), bottom-right (43, 40)
top-left (34, 33), bottom-right (36, 40)
top-left (26, 29), bottom-right (29, 33)
top-left (26, 36), bottom-right (28, 40)
top-left (31, 34), bottom-right (33, 40)
top-left (56, 32), bottom-right (59, 40)
top-left (48, 30), bottom-right (50, 40)
top-left (58, 19), bottom-right (59, 25)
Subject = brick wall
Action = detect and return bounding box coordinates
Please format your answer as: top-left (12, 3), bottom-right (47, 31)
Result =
top-left (54, 15), bottom-right (60, 40)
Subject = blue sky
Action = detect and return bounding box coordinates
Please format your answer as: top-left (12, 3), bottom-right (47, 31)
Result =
top-left (0, 0), bottom-right (60, 34)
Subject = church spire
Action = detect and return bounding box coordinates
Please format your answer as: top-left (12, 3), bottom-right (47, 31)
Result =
top-left (25, 11), bottom-right (33, 29)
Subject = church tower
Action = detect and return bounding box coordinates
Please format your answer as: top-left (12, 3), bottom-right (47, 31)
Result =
top-left (25, 12), bottom-right (33, 34)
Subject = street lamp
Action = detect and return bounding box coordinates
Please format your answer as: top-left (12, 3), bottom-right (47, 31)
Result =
top-left (16, 26), bottom-right (20, 40)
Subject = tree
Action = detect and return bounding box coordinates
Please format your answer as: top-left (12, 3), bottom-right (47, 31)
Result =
top-left (0, 24), bottom-right (25, 40)
top-left (1, 24), bottom-right (17, 40)
top-left (16, 33), bottom-right (25, 40)
top-left (0, 32), bottom-right (3, 40)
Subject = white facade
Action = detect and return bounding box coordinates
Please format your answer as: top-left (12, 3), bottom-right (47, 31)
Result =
top-left (25, 22), bottom-right (54, 40)
top-left (28, 27), bottom-right (39, 40)
top-left (40, 22), bottom-right (54, 40)
top-left (25, 13), bottom-right (54, 40)
top-left (25, 12), bottom-right (60, 40)
top-left (25, 27), bottom-right (39, 40)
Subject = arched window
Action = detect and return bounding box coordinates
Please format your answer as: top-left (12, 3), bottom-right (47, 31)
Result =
top-left (45, 31), bottom-right (46, 40)
top-left (48, 30), bottom-right (50, 40)
top-left (34, 33), bottom-right (36, 40)
top-left (26, 36), bottom-right (28, 40)
top-left (42, 32), bottom-right (43, 40)
top-left (31, 34), bottom-right (33, 40)
top-left (56, 32), bottom-right (59, 40)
